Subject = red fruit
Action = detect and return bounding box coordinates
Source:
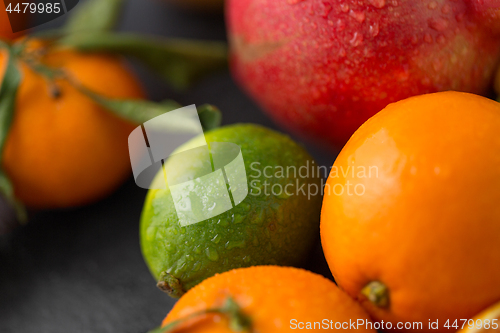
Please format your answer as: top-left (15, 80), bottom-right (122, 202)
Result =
top-left (227, 0), bottom-right (500, 148)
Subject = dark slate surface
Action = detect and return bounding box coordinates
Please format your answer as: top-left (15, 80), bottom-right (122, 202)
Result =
top-left (0, 1), bottom-right (338, 332)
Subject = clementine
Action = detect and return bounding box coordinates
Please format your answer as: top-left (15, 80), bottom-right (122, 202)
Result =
top-left (161, 266), bottom-right (377, 333)
top-left (321, 91), bottom-right (500, 332)
top-left (0, 39), bottom-right (145, 208)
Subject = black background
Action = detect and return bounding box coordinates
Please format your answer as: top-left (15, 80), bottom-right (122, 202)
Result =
top-left (0, 0), bottom-right (338, 332)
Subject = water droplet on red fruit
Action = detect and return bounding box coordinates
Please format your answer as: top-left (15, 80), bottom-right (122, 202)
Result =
top-left (288, 0), bottom-right (305, 4)
top-left (368, 0), bottom-right (385, 9)
top-left (421, 77), bottom-right (431, 85)
top-left (410, 35), bottom-right (418, 44)
top-left (311, 87), bottom-right (321, 99)
top-left (320, 2), bottom-right (333, 18)
top-left (428, 17), bottom-right (448, 31)
top-left (349, 10), bottom-right (366, 23)
top-left (340, 3), bottom-right (350, 12)
top-left (338, 47), bottom-right (347, 57)
top-left (369, 22), bottom-right (380, 37)
top-left (441, 4), bottom-right (451, 14)
top-left (424, 33), bottom-right (433, 43)
top-left (428, 1), bottom-right (438, 10)
top-left (455, 13), bottom-right (465, 22)
top-left (294, 44), bottom-right (302, 55)
top-left (337, 19), bottom-right (346, 31)
top-left (349, 32), bottom-right (364, 46)
top-left (436, 35), bottom-right (446, 44)
top-left (433, 59), bottom-right (442, 71)
top-left (397, 68), bottom-right (410, 81)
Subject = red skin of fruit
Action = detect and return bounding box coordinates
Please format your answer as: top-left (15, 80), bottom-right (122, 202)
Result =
top-left (227, 0), bottom-right (500, 148)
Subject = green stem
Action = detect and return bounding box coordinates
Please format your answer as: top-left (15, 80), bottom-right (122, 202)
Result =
top-left (361, 281), bottom-right (390, 309)
top-left (148, 297), bottom-right (252, 333)
top-left (18, 56), bottom-right (222, 132)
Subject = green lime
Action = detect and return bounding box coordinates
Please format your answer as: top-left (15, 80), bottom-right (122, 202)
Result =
top-left (140, 124), bottom-right (322, 297)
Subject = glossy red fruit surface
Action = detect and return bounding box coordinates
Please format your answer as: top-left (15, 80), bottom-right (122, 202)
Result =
top-left (227, 0), bottom-right (500, 148)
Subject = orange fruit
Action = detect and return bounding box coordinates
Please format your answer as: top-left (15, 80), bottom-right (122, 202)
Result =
top-left (161, 266), bottom-right (377, 333)
top-left (0, 40), bottom-right (145, 208)
top-left (321, 91), bottom-right (500, 332)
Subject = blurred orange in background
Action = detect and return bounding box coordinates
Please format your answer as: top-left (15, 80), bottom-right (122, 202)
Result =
top-left (0, 40), bottom-right (145, 208)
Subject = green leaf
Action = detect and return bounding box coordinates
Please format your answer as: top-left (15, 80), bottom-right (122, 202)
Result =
top-left (78, 86), bottom-right (221, 132)
top-left (0, 171), bottom-right (27, 222)
top-left (0, 44), bottom-right (27, 222)
top-left (63, 0), bottom-right (125, 35)
top-left (59, 32), bottom-right (228, 90)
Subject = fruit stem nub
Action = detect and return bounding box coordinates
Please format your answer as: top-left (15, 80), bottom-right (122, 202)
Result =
top-left (157, 271), bottom-right (185, 298)
top-left (361, 281), bottom-right (390, 308)
top-left (147, 297), bottom-right (252, 333)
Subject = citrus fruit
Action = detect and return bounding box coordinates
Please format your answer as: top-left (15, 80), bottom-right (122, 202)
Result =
top-left (140, 124), bottom-right (322, 298)
top-left (160, 266), bottom-right (377, 333)
top-left (321, 91), bottom-right (500, 332)
top-left (0, 40), bottom-right (145, 208)
top-left (459, 300), bottom-right (500, 333)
